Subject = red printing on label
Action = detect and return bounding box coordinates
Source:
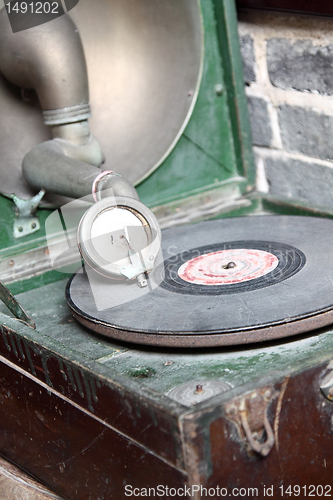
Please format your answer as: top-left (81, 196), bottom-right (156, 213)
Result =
top-left (178, 249), bottom-right (279, 285)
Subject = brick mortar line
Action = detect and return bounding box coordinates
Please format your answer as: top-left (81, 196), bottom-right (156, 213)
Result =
top-left (253, 146), bottom-right (333, 170)
top-left (255, 154), bottom-right (270, 193)
top-left (246, 84), bottom-right (333, 114)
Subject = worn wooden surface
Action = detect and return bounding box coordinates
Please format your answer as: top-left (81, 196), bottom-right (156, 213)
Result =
top-left (0, 456), bottom-right (63, 500)
top-left (0, 355), bottom-right (188, 499)
top-left (180, 362), bottom-right (333, 493)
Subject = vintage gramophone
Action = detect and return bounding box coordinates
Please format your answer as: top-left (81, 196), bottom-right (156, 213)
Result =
top-left (0, 1), bottom-right (333, 498)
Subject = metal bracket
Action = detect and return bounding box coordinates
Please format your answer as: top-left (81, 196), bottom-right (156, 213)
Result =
top-left (225, 386), bottom-right (277, 457)
top-left (120, 249), bottom-right (151, 287)
top-left (10, 189), bottom-right (45, 239)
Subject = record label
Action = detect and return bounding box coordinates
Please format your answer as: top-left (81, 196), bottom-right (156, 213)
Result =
top-left (178, 248), bottom-right (279, 285)
top-left (160, 240), bottom-right (305, 295)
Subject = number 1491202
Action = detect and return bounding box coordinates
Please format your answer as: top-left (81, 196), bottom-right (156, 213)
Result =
top-left (6, 2), bottom-right (59, 14)
top-left (279, 485), bottom-right (331, 497)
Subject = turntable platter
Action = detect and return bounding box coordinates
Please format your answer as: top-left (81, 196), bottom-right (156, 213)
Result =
top-left (67, 216), bottom-right (333, 347)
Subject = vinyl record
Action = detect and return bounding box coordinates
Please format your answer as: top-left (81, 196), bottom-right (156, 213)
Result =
top-left (66, 216), bottom-right (333, 347)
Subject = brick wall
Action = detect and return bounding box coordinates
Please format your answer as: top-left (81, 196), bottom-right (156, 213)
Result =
top-left (238, 9), bottom-right (333, 210)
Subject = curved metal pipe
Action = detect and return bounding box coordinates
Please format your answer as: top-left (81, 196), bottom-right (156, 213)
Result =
top-left (0, 9), bottom-right (90, 123)
top-left (0, 8), bottom-right (109, 185)
top-left (22, 141), bottom-right (139, 201)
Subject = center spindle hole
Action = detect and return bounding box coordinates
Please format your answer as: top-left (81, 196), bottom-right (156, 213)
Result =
top-left (222, 261), bottom-right (237, 270)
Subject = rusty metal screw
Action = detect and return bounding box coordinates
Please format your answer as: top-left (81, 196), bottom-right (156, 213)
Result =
top-left (195, 384), bottom-right (204, 394)
top-left (263, 389), bottom-right (272, 402)
top-left (226, 405), bottom-right (237, 416)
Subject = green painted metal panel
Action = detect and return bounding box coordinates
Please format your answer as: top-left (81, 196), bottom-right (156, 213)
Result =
top-left (0, 195), bottom-right (71, 293)
top-left (0, 196), bottom-right (48, 254)
top-left (137, 136), bottom-right (239, 208)
top-left (137, 0), bottom-right (255, 206)
top-left (213, 0), bottom-right (255, 185)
